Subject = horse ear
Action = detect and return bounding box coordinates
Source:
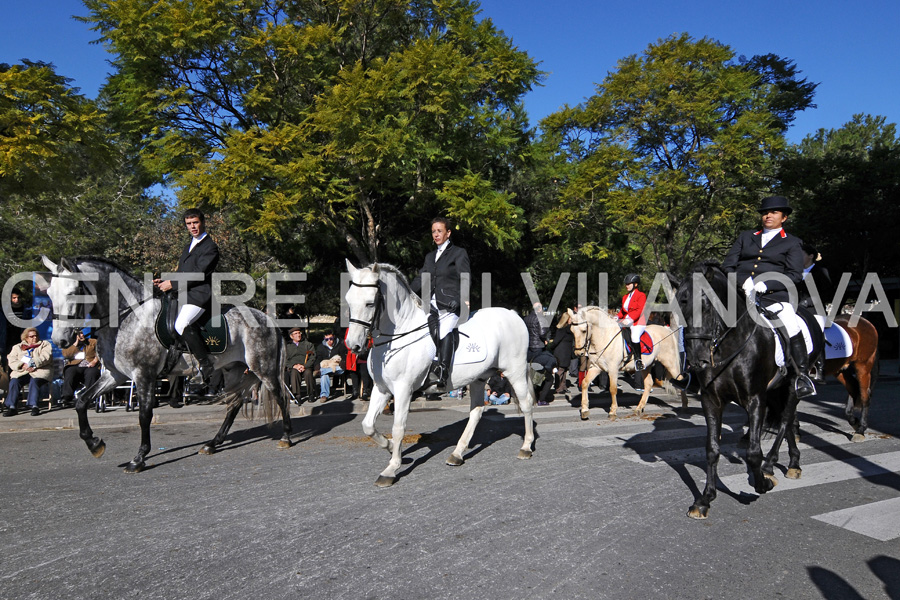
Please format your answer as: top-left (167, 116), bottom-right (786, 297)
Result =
top-left (567, 308), bottom-right (575, 318)
top-left (346, 259), bottom-right (358, 277)
top-left (372, 263), bottom-right (380, 274)
top-left (42, 255), bottom-right (59, 274)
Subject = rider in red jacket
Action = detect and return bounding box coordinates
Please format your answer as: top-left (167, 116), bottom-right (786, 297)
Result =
top-left (616, 273), bottom-right (647, 371)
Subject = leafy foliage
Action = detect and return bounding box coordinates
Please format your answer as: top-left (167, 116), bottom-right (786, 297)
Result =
top-left (537, 34), bottom-right (817, 278)
top-left (780, 114), bottom-right (900, 278)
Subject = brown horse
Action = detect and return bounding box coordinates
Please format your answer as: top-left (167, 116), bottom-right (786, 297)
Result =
top-left (821, 315), bottom-right (879, 442)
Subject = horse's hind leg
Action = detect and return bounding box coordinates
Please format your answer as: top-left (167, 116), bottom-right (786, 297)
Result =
top-left (763, 391), bottom-right (801, 480)
top-left (513, 373), bottom-right (535, 459)
top-left (447, 380), bottom-right (486, 466)
top-left (745, 394), bottom-right (775, 494)
top-left (837, 369), bottom-right (865, 440)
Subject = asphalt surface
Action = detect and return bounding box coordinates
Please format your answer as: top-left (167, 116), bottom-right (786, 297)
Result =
top-left (2, 365), bottom-right (900, 599)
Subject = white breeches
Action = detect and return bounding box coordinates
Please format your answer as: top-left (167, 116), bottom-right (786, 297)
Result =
top-left (765, 302), bottom-right (801, 337)
top-left (174, 304), bottom-right (206, 335)
top-left (431, 298), bottom-right (458, 339)
top-left (629, 324), bottom-right (645, 343)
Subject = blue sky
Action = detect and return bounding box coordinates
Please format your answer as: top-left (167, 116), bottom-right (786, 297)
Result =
top-left (3, 0), bottom-right (898, 143)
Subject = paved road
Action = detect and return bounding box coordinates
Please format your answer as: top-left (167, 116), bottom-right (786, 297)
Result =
top-left (2, 366), bottom-right (900, 599)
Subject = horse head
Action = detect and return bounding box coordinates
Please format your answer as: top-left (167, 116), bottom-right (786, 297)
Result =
top-left (568, 308), bottom-right (590, 356)
top-left (677, 262), bottom-right (736, 370)
top-left (42, 255), bottom-right (84, 349)
top-left (345, 259), bottom-right (382, 354)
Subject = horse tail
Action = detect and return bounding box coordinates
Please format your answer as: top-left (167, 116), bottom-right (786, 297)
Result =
top-left (221, 369), bottom-right (262, 414)
top-left (764, 385), bottom-right (791, 431)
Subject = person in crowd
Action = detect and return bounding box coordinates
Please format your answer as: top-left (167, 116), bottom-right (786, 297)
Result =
top-left (344, 329), bottom-right (373, 401)
top-left (3, 328), bottom-right (52, 417)
top-left (285, 327), bottom-right (316, 403)
top-left (616, 274), bottom-right (647, 372)
top-left (59, 330), bottom-right (101, 408)
top-left (722, 195), bottom-right (815, 397)
top-left (525, 301), bottom-right (557, 405)
top-left (3, 289), bottom-right (32, 360)
top-left (484, 371), bottom-right (512, 405)
top-left (548, 307), bottom-right (576, 394)
top-left (410, 216), bottom-right (470, 388)
top-left (153, 208), bottom-right (220, 383)
top-left (315, 331), bottom-right (346, 402)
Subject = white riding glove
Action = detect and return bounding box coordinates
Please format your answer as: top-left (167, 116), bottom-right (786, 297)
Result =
top-left (753, 281), bottom-right (767, 294)
top-left (742, 277), bottom-right (755, 295)
top-left (620, 317), bottom-right (634, 327)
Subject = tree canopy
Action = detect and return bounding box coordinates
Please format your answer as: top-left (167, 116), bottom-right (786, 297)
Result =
top-left (536, 34), bottom-right (817, 279)
top-left (85, 0), bottom-right (542, 269)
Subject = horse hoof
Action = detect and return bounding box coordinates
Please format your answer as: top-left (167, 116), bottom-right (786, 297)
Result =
top-left (277, 439), bottom-right (292, 449)
top-left (687, 505), bottom-right (709, 520)
top-left (852, 433), bottom-right (866, 443)
top-left (762, 473), bottom-right (778, 489)
top-left (633, 408), bottom-right (644, 415)
top-left (374, 475), bottom-right (396, 488)
top-left (608, 413), bottom-right (617, 421)
top-left (580, 410), bottom-right (589, 421)
top-left (446, 454), bottom-right (464, 466)
top-left (90, 441), bottom-right (106, 459)
top-left (198, 445), bottom-right (215, 455)
top-left (124, 461), bottom-right (144, 474)
top-left (786, 468), bottom-right (802, 479)
top-left (517, 449), bottom-right (533, 460)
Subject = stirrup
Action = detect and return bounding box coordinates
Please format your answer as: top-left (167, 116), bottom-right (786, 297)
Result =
top-left (670, 372), bottom-right (691, 391)
top-left (794, 374), bottom-right (816, 398)
top-left (634, 358), bottom-right (644, 371)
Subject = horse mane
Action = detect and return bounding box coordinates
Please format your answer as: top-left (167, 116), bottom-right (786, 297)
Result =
top-left (373, 262), bottom-right (423, 309)
top-left (65, 255), bottom-right (141, 282)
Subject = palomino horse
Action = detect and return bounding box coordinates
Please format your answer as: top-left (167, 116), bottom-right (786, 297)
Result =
top-left (822, 315), bottom-right (879, 442)
top-left (675, 262), bottom-right (822, 519)
top-left (344, 261), bottom-right (535, 487)
top-left (567, 307), bottom-right (686, 420)
top-left (43, 256), bottom-right (292, 473)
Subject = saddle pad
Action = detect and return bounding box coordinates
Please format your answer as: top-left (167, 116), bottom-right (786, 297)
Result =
top-left (814, 316), bottom-right (854, 360)
top-left (624, 331), bottom-right (654, 356)
top-left (454, 331), bottom-right (488, 365)
top-left (155, 295), bottom-right (229, 354)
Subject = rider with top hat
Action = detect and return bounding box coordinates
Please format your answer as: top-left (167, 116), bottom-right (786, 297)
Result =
top-left (616, 273), bottom-right (647, 371)
top-left (410, 216), bottom-right (470, 388)
top-left (722, 195), bottom-right (815, 397)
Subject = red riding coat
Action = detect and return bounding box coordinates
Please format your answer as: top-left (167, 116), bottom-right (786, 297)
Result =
top-left (616, 289), bottom-right (647, 326)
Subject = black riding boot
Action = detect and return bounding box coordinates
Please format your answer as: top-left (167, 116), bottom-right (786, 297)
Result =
top-left (812, 353), bottom-right (826, 383)
top-left (790, 334), bottom-right (816, 398)
top-left (435, 334), bottom-right (454, 388)
top-left (180, 324), bottom-right (214, 384)
top-left (630, 331), bottom-right (644, 371)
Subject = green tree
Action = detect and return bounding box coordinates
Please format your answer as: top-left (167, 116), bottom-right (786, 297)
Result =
top-left (537, 34), bottom-right (816, 277)
top-left (779, 114), bottom-right (900, 278)
top-left (86, 0), bottom-right (542, 269)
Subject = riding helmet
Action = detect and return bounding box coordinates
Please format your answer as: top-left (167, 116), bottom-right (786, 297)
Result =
top-left (623, 273), bottom-right (640, 285)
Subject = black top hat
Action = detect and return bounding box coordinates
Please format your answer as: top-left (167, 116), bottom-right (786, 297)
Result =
top-left (758, 196), bottom-right (792, 215)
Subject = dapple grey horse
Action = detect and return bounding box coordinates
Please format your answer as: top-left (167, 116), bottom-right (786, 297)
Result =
top-left (43, 256), bottom-right (291, 473)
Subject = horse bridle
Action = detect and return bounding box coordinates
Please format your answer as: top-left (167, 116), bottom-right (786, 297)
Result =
top-left (51, 261), bottom-right (150, 333)
top-left (348, 280), bottom-right (384, 337)
top-left (683, 306), bottom-right (756, 381)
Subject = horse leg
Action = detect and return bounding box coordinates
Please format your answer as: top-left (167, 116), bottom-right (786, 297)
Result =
top-left (447, 381), bottom-right (486, 466)
top-left (361, 387), bottom-right (392, 451)
top-left (375, 386), bottom-right (413, 487)
top-left (516, 375), bottom-right (535, 460)
top-left (125, 377), bottom-right (156, 473)
top-left (607, 371), bottom-right (619, 419)
top-left (199, 402), bottom-right (242, 455)
top-left (635, 371), bottom-right (652, 414)
top-left (74, 393), bottom-right (105, 458)
top-left (744, 395), bottom-right (775, 494)
top-left (272, 383), bottom-right (293, 449)
top-left (837, 369), bottom-right (864, 439)
top-left (763, 393), bottom-right (802, 480)
top-left (688, 400), bottom-right (723, 519)
top-left (579, 365), bottom-right (599, 420)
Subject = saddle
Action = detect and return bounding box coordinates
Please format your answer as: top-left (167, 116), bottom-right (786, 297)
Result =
top-left (757, 303), bottom-right (824, 388)
top-left (622, 330), bottom-right (654, 356)
top-left (155, 294), bottom-right (230, 354)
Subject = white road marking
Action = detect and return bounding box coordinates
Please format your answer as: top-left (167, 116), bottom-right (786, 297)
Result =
top-left (812, 497), bottom-right (900, 541)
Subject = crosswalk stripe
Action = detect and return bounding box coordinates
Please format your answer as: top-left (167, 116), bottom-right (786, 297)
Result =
top-left (811, 497), bottom-right (900, 541)
top-left (715, 450), bottom-right (900, 495)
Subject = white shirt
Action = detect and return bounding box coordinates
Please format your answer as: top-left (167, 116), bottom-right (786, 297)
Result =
top-left (189, 232), bottom-right (207, 252)
top-left (760, 227), bottom-right (782, 248)
top-left (434, 239), bottom-right (450, 261)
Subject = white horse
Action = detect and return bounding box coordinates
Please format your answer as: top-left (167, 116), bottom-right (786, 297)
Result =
top-left (344, 261), bottom-right (535, 487)
top-left (569, 306), bottom-right (687, 420)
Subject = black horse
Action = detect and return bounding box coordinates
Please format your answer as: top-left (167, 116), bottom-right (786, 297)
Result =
top-left (675, 262), bottom-right (820, 519)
